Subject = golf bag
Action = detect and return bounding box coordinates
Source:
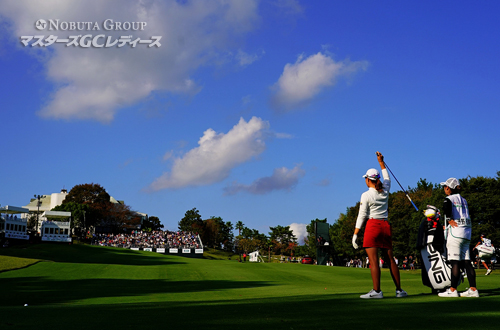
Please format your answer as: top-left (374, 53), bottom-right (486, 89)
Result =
top-left (477, 244), bottom-right (495, 259)
top-left (417, 213), bottom-right (453, 291)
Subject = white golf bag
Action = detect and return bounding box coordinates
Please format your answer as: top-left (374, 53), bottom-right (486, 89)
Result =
top-left (420, 235), bottom-right (453, 290)
top-left (477, 244), bottom-right (495, 259)
top-left (417, 208), bottom-right (453, 291)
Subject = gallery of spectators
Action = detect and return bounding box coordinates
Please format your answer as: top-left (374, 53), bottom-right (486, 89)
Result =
top-left (1, 189), bottom-right (203, 258)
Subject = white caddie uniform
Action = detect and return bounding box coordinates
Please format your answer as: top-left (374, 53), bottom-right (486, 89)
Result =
top-left (445, 194), bottom-right (471, 261)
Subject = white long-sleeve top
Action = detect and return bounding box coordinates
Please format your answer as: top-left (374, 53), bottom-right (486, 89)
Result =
top-left (355, 169), bottom-right (391, 229)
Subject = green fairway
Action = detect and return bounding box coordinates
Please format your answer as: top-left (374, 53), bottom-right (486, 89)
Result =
top-left (1, 244), bottom-right (499, 330)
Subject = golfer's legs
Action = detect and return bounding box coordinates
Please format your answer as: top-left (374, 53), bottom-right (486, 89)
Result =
top-left (366, 247), bottom-right (380, 291)
top-left (382, 248), bottom-right (401, 290)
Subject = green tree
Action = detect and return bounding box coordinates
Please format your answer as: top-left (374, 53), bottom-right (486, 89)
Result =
top-left (142, 216), bottom-right (164, 232)
top-left (234, 226), bottom-right (269, 258)
top-left (330, 173), bottom-right (500, 260)
top-left (237, 238), bottom-right (253, 254)
top-left (64, 183), bottom-right (111, 205)
top-left (178, 208), bottom-right (204, 233)
top-left (330, 206), bottom-right (360, 258)
top-left (61, 183), bottom-right (113, 230)
top-left (460, 173), bottom-right (500, 244)
top-left (52, 201), bottom-right (90, 229)
top-left (203, 216), bottom-right (231, 249)
top-left (269, 225), bottom-right (296, 256)
top-left (235, 221), bottom-right (244, 236)
top-left (220, 221), bottom-right (234, 251)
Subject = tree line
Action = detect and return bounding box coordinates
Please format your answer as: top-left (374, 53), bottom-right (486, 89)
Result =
top-left (178, 208), bottom-right (299, 258)
top-left (46, 173), bottom-right (500, 262)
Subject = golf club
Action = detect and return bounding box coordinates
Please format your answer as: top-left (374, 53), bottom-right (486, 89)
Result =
top-left (380, 155), bottom-right (419, 211)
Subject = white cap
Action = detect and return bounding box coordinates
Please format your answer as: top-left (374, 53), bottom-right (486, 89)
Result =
top-left (363, 168), bottom-right (380, 181)
top-left (440, 177), bottom-right (459, 189)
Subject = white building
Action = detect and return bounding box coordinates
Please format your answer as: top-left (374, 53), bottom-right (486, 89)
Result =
top-left (0, 205), bottom-right (30, 240)
top-left (22, 189), bottom-right (69, 233)
top-left (40, 211), bottom-right (72, 243)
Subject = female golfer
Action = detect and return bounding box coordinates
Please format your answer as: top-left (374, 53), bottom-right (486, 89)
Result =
top-left (352, 152), bottom-right (407, 299)
top-left (438, 178), bottom-right (478, 297)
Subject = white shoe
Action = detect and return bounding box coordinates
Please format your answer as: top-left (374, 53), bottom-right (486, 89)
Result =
top-left (460, 288), bottom-right (479, 298)
top-left (360, 289), bottom-right (383, 299)
top-left (485, 269), bottom-right (492, 275)
top-left (396, 289), bottom-right (408, 298)
top-left (438, 288), bottom-right (459, 297)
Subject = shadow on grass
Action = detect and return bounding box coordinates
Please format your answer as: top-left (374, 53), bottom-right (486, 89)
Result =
top-left (0, 243), bottom-right (184, 266)
top-left (2, 291), bottom-right (500, 330)
top-left (0, 276), bottom-right (274, 306)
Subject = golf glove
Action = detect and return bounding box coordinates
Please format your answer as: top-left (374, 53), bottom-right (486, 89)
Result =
top-left (352, 234), bottom-right (358, 249)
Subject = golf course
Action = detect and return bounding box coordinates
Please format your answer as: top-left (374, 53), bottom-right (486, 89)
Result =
top-left (1, 243), bottom-right (499, 330)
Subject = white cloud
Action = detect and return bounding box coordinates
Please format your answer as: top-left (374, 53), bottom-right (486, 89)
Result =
top-left (289, 222), bottom-right (307, 245)
top-left (0, 0), bottom-right (261, 123)
top-left (270, 52), bottom-right (368, 111)
top-left (224, 164), bottom-right (305, 195)
top-left (236, 49), bottom-right (264, 66)
top-left (148, 117), bottom-right (270, 191)
top-left (162, 150), bottom-right (174, 162)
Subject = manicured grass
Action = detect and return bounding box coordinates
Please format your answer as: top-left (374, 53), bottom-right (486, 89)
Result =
top-left (203, 247), bottom-right (238, 260)
top-left (1, 244), bottom-right (499, 330)
top-left (0, 255), bottom-right (40, 272)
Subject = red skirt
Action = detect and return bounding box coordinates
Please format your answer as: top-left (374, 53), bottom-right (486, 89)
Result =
top-left (363, 219), bottom-right (392, 249)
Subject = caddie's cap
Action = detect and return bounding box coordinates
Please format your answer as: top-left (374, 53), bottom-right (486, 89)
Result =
top-left (440, 177), bottom-right (459, 189)
top-left (363, 168), bottom-right (380, 181)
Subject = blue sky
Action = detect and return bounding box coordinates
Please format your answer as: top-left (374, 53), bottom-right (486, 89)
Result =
top-left (1, 1), bottom-right (499, 244)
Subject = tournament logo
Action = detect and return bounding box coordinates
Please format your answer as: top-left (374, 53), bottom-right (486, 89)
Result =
top-left (35, 19), bottom-right (47, 30)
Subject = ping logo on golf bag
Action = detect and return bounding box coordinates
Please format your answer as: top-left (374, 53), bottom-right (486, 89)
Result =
top-left (427, 244), bottom-right (448, 284)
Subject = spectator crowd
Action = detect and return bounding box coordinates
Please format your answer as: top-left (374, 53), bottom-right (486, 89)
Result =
top-left (92, 230), bottom-right (202, 249)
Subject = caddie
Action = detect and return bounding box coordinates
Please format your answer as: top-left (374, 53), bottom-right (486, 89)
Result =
top-left (438, 178), bottom-right (479, 298)
top-left (474, 234), bottom-right (496, 276)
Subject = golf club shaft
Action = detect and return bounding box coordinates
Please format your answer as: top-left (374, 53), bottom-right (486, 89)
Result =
top-left (383, 161), bottom-right (419, 212)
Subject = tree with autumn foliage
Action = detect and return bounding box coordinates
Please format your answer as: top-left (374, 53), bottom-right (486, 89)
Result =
top-left (234, 226), bottom-right (268, 256)
top-left (60, 183), bottom-right (112, 229)
top-left (107, 202), bottom-right (142, 231)
top-left (269, 225), bottom-right (296, 256)
top-left (57, 183), bottom-right (139, 233)
top-left (203, 216), bottom-right (234, 250)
